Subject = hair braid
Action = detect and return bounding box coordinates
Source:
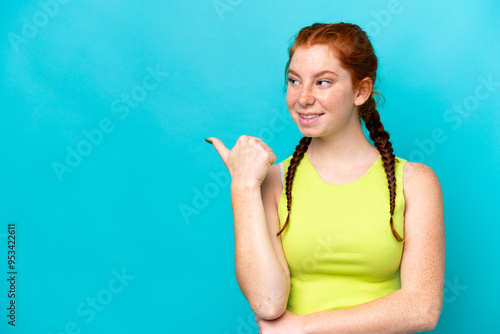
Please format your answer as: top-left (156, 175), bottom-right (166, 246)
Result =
top-left (360, 96), bottom-right (404, 242)
top-left (276, 136), bottom-right (312, 236)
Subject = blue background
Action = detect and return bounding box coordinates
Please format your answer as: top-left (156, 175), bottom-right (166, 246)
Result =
top-left (1, 0), bottom-right (499, 333)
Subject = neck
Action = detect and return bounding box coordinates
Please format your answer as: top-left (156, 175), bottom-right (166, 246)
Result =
top-left (307, 117), bottom-right (379, 165)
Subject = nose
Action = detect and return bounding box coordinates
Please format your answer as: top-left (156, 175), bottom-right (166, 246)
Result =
top-left (298, 85), bottom-right (315, 107)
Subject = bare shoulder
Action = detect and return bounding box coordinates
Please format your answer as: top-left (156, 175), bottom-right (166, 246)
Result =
top-left (403, 161), bottom-right (443, 200)
top-left (261, 163), bottom-right (285, 210)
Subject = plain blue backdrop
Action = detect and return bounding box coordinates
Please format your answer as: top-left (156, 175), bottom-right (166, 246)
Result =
top-left (1, 0), bottom-right (499, 333)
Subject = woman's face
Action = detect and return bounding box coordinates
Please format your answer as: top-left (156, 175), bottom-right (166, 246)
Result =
top-left (286, 44), bottom-right (365, 139)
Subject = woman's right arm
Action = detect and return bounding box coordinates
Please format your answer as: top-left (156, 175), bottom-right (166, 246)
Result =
top-left (231, 163), bottom-right (290, 320)
top-left (207, 135), bottom-right (290, 320)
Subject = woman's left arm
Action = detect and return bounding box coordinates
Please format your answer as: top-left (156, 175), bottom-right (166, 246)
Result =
top-left (257, 162), bottom-right (446, 334)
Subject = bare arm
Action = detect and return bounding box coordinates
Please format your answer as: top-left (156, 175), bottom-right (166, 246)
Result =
top-left (300, 162), bottom-right (446, 333)
top-left (208, 136), bottom-right (290, 321)
top-left (232, 163), bottom-right (290, 320)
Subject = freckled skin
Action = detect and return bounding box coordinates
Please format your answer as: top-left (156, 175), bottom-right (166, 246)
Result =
top-left (286, 45), bottom-right (364, 142)
top-left (224, 137), bottom-right (290, 320)
top-left (285, 44), bottom-right (382, 182)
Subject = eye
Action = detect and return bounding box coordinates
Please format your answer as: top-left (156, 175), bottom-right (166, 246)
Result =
top-left (288, 78), bottom-right (299, 85)
top-left (317, 80), bottom-right (332, 86)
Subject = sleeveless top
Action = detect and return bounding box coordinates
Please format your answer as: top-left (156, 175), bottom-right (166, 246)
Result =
top-left (277, 152), bottom-right (407, 315)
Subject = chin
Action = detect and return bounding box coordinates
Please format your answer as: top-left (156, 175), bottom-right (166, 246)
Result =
top-left (297, 127), bottom-right (321, 138)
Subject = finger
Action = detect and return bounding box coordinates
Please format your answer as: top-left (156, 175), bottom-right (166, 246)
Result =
top-left (207, 137), bottom-right (230, 165)
top-left (270, 152), bottom-right (277, 165)
top-left (255, 139), bottom-right (273, 154)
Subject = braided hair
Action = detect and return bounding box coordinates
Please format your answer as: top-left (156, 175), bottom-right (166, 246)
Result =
top-left (276, 22), bottom-right (404, 242)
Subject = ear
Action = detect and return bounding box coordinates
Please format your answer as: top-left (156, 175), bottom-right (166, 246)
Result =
top-left (353, 77), bottom-right (373, 106)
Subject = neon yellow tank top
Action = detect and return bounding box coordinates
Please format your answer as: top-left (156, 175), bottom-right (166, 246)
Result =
top-left (277, 152), bottom-right (407, 315)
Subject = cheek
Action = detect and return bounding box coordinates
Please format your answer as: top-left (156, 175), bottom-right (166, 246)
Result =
top-left (337, 87), bottom-right (356, 105)
top-left (322, 89), bottom-right (353, 109)
top-left (285, 91), bottom-right (295, 107)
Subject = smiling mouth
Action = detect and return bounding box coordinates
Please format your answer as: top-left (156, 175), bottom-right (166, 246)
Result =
top-left (297, 113), bottom-right (324, 125)
top-left (298, 112), bottom-right (324, 119)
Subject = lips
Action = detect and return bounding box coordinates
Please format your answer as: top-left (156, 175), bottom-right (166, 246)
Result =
top-left (298, 112), bottom-right (324, 118)
top-left (297, 112), bottom-right (324, 125)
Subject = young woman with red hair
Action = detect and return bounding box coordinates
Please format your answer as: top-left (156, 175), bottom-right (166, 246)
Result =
top-left (207, 22), bottom-right (445, 333)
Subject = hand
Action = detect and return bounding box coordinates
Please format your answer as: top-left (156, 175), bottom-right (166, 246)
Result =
top-left (208, 135), bottom-right (276, 187)
top-left (254, 310), bottom-right (307, 334)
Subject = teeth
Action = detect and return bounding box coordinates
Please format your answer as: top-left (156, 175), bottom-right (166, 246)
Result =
top-left (301, 114), bottom-right (322, 119)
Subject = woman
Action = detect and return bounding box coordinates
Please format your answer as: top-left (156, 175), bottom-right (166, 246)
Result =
top-left (206, 22), bottom-right (445, 333)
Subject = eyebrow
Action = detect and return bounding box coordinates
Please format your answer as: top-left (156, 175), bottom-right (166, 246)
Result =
top-left (288, 69), bottom-right (339, 78)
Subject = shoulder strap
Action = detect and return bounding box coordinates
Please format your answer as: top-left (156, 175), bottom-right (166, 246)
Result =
top-left (279, 162), bottom-right (285, 187)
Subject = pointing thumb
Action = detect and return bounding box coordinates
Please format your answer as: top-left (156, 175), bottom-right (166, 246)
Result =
top-left (206, 137), bottom-right (230, 166)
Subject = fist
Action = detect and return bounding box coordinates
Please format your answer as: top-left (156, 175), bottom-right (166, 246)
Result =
top-left (207, 135), bottom-right (276, 187)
